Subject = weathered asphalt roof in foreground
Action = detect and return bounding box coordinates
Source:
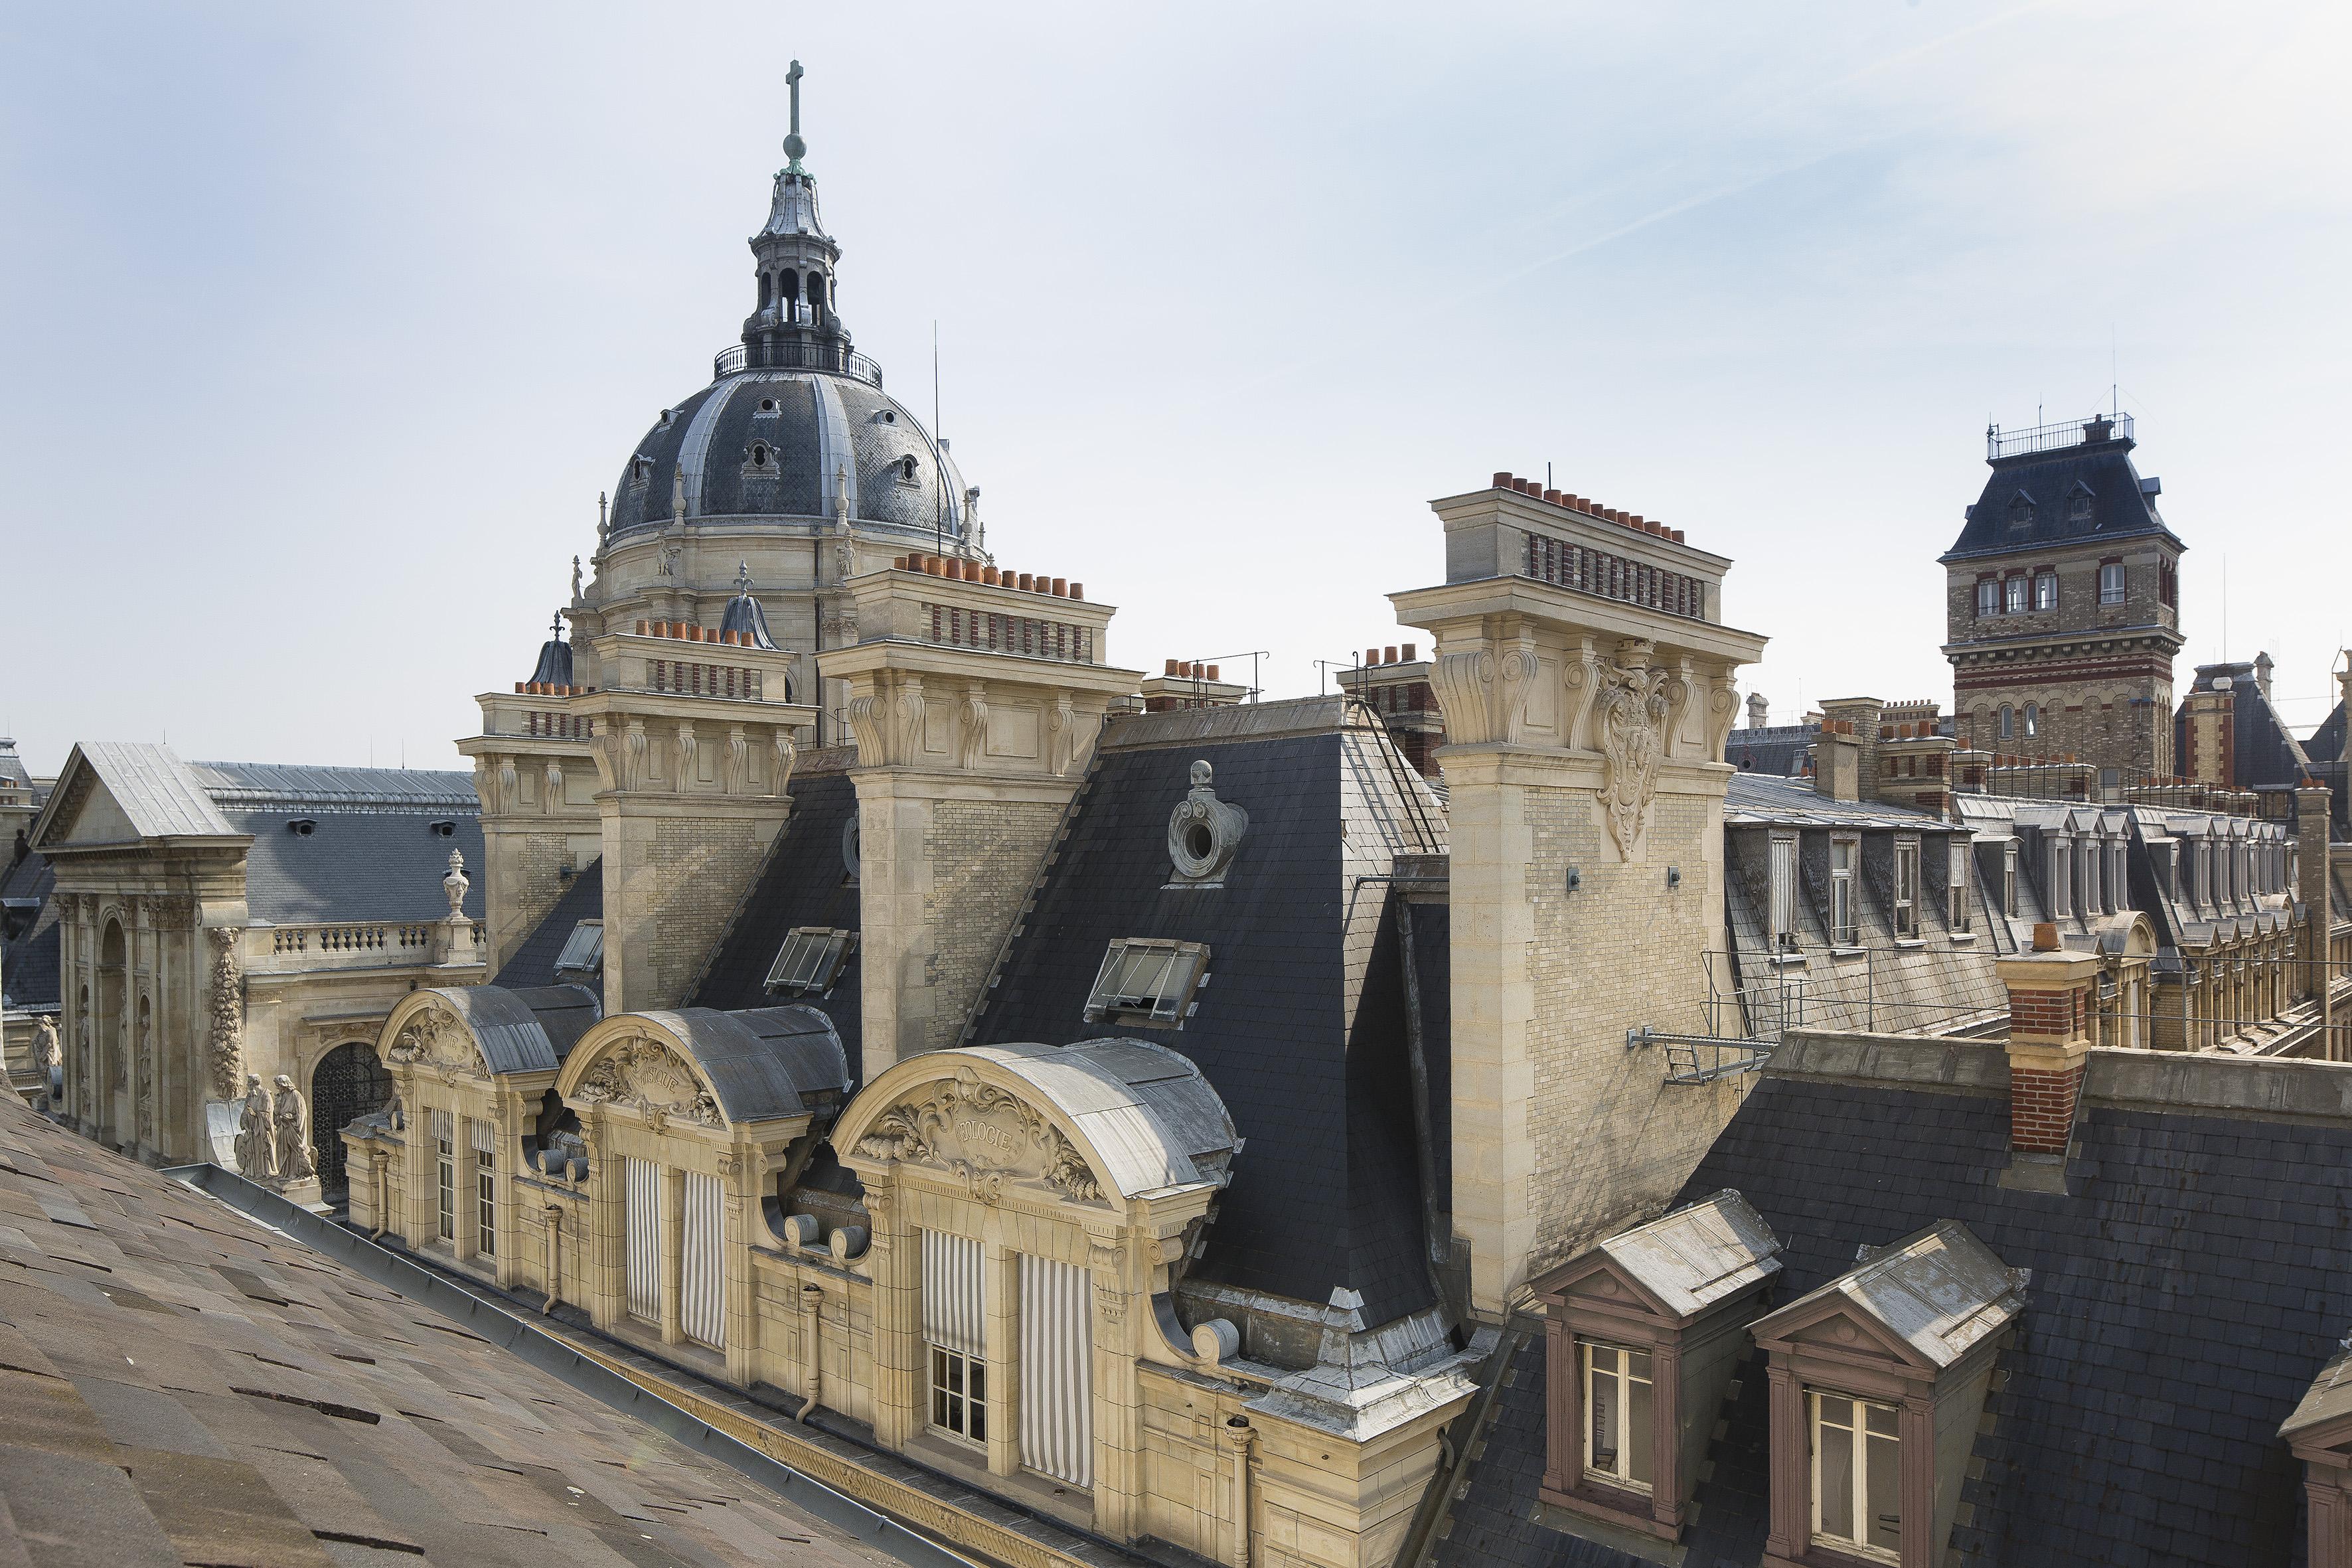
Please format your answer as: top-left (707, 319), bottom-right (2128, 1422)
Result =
top-left (0, 1094), bottom-right (899, 1567)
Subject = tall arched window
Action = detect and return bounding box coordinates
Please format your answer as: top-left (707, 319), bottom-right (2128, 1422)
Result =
top-left (2023, 703), bottom-right (2039, 740)
top-left (809, 274), bottom-right (826, 313)
top-left (1998, 706), bottom-right (2015, 741)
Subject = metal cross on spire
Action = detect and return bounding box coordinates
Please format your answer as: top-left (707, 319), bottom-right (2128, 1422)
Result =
top-left (783, 60), bottom-right (807, 171)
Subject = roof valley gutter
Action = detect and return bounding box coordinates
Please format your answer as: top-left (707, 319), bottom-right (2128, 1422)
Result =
top-left (163, 1162), bottom-right (977, 1568)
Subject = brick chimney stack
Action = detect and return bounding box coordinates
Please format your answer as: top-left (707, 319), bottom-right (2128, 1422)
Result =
top-left (1996, 931), bottom-right (2102, 1155)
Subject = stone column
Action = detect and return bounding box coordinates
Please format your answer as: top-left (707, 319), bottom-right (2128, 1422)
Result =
top-left (720, 1150), bottom-right (757, 1385)
top-left (1089, 1234), bottom-right (1141, 1541)
top-left (585, 1114), bottom-right (625, 1334)
top-left (403, 1089), bottom-right (435, 1249)
top-left (865, 1184), bottom-right (920, 1450)
top-left (661, 1163), bottom-right (686, 1345)
top-left (492, 1090), bottom-right (530, 1290)
top-left (984, 1240), bottom-right (1018, 1478)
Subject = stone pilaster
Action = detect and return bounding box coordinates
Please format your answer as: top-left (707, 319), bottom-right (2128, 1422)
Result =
top-left (1394, 480), bottom-right (1766, 1320)
top-left (823, 560), bottom-right (1139, 1081)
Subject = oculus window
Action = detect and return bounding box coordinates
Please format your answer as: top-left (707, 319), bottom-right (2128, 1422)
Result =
top-left (553, 919), bottom-right (605, 980)
top-left (1084, 939), bottom-right (1210, 1027)
top-left (765, 927), bottom-right (855, 996)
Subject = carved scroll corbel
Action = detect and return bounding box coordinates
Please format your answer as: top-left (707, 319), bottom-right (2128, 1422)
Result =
top-left (1705, 669), bottom-right (1742, 762)
top-left (1561, 636), bottom-right (1605, 753)
top-left (770, 730), bottom-right (798, 797)
top-left (724, 726), bottom-right (749, 795)
top-left (1661, 657), bottom-right (1698, 760)
top-left (957, 684), bottom-right (989, 771)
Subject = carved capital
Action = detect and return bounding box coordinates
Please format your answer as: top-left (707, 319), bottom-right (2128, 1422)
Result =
top-left (1429, 630), bottom-right (1537, 745)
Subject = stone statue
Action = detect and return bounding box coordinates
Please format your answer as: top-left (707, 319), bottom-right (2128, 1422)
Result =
top-left (571, 554), bottom-right (584, 601)
top-left (35, 1016), bottom-right (58, 1076)
top-left (235, 1073), bottom-right (275, 1180)
top-left (272, 1073), bottom-right (315, 1183)
top-left (133, 1003), bottom-right (153, 1140)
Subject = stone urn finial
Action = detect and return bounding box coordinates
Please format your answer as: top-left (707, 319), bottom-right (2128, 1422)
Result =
top-left (443, 847), bottom-right (470, 920)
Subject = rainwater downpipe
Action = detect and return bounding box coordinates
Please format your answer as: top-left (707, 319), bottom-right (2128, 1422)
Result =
top-left (542, 1204), bottom-right (564, 1315)
top-left (799, 1281), bottom-right (824, 1423)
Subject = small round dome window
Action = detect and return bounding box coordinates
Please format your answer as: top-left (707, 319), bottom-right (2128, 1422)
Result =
top-left (760, 398), bottom-right (777, 412)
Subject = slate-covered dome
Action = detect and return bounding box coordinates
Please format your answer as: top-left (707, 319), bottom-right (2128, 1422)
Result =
top-left (609, 370), bottom-right (970, 542)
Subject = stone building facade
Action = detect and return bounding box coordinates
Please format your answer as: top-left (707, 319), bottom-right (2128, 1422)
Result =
top-left (1941, 415), bottom-right (2185, 784)
top-left (29, 747), bottom-right (483, 1183)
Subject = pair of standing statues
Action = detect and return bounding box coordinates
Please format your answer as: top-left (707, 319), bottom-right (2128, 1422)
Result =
top-left (233, 1073), bottom-right (315, 1184)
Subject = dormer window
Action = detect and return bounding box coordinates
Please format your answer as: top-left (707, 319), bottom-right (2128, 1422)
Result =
top-left (2053, 839), bottom-right (2073, 917)
top-left (1535, 1192), bottom-right (1782, 1543)
top-left (749, 442), bottom-right (771, 468)
top-left (1830, 838), bottom-right (1859, 947)
top-left (1751, 1221), bottom-right (2025, 1568)
top-left (2003, 842), bottom-right (2019, 917)
top-left (1084, 938), bottom-right (1208, 1027)
top-left (2067, 483), bottom-right (2094, 524)
top-left (765, 927), bottom-right (854, 995)
top-left (898, 455), bottom-right (920, 485)
top-left (553, 919), bottom-right (604, 980)
top-left (1768, 833), bottom-right (1798, 951)
top-left (1948, 839), bottom-right (1974, 934)
top-left (2006, 492), bottom-right (2036, 530)
top-left (1893, 838), bottom-right (1919, 940)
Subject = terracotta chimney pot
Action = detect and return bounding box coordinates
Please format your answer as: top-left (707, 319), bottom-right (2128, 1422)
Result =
top-left (1052, 578), bottom-right (1067, 596)
top-left (1069, 583), bottom-right (1083, 600)
top-left (1384, 645), bottom-right (1399, 665)
top-left (1402, 641), bottom-right (1417, 661)
top-left (1208, 665), bottom-right (1219, 680)
top-left (1492, 471), bottom-right (1513, 488)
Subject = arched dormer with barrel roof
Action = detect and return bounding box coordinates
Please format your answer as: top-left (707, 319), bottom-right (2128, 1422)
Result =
top-left (349, 983), bottom-right (600, 1289)
top-left (828, 1038), bottom-right (1239, 1537)
top-left (554, 1005), bottom-right (852, 1383)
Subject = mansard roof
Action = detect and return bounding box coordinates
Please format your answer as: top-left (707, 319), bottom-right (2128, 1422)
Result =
top-left (566, 1006), bottom-right (852, 1128)
top-left (494, 858), bottom-right (603, 989)
top-left (398, 983), bottom-right (601, 1077)
top-left (966, 695), bottom-right (1447, 1326)
top-left (1433, 1040), bottom-right (2352, 1568)
top-left (1941, 431), bottom-right (2181, 564)
top-left (689, 757), bottom-right (862, 1068)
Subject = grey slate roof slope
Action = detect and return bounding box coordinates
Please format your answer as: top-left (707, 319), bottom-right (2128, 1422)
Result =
top-left (1, 919), bottom-right (59, 1012)
top-left (2309, 700), bottom-right (2345, 765)
top-left (689, 761), bottom-right (862, 1074)
top-left (1433, 1050), bottom-right (2352, 1568)
top-left (491, 859), bottom-right (603, 989)
top-left (2175, 663), bottom-right (2315, 793)
top-left (967, 697), bottom-right (1447, 1328)
top-left (188, 760), bottom-right (477, 813)
top-left (1942, 428), bottom-right (2180, 562)
top-left (48, 742), bottom-right (238, 840)
top-left (1724, 724), bottom-right (1815, 778)
top-left (0, 1094), bottom-right (899, 1567)
top-left (227, 809), bottom-right (484, 925)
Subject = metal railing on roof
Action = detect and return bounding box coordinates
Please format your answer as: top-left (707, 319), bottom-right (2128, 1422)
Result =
top-left (713, 340), bottom-right (884, 387)
top-left (1986, 412), bottom-right (2133, 460)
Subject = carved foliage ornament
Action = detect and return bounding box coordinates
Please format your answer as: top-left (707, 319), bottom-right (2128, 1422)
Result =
top-left (576, 1036), bottom-right (723, 1128)
top-left (1596, 640), bottom-right (1672, 860)
top-left (853, 1065), bottom-right (1104, 1206)
top-left (206, 926), bottom-right (243, 1100)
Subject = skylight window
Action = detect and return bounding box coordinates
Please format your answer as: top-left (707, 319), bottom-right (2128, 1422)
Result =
top-left (1083, 939), bottom-right (1210, 1028)
top-left (765, 927), bottom-right (855, 995)
top-left (553, 919), bottom-right (604, 978)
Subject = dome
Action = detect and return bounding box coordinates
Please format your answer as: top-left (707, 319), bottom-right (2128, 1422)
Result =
top-left (609, 369), bottom-right (971, 544)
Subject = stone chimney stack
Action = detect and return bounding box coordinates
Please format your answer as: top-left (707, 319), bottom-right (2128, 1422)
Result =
top-left (1996, 932), bottom-right (2102, 1156)
top-left (1818, 697), bottom-right (1885, 801)
top-left (1745, 690), bottom-right (1768, 730)
top-left (1814, 725), bottom-right (1861, 803)
top-left (1393, 474), bottom-right (1766, 1320)
top-left (824, 555), bottom-right (1140, 1084)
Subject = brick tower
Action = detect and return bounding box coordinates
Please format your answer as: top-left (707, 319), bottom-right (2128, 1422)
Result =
top-left (1940, 414), bottom-right (2185, 787)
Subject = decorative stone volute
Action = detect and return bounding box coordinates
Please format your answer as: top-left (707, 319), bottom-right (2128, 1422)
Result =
top-left (1168, 759), bottom-right (1248, 884)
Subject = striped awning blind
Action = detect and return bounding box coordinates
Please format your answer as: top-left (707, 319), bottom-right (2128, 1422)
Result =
top-left (682, 1170), bottom-right (724, 1350)
top-left (921, 1231), bottom-right (984, 1358)
top-left (430, 1108), bottom-right (453, 1143)
top-left (1019, 1253), bottom-right (1094, 1488)
top-left (469, 1116), bottom-right (495, 1154)
top-left (625, 1157), bottom-right (662, 1322)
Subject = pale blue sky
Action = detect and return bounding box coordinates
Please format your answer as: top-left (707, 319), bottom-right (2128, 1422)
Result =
top-left (6, 1), bottom-right (2348, 775)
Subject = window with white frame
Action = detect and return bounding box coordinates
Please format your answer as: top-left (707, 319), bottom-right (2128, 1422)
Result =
top-left (765, 927), bottom-right (855, 995)
top-left (2110, 841), bottom-right (2128, 907)
top-left (471, 1118), bottom-right (495, 1257)
top-left (1950, 841), bottom-right (1973, 933)
top-left (2033, 570), bottom-right (2057, 611)
top-left (2003, 843), bottom-right (2019, 917)
top-left (2099, 561), bottom-right (2126, 605)
top-left (2023, 702), bottom-right (2039, 740)
top-left (1769, 835), bottom-right (1798, 950)
top-left (1581, 1341), bottom-right (1654, 1493)
top-left (1893, 839), bottom-right (1920, 939)
top-left (2003, 576), bottom-right (2027, 614)
top-left (1830, 840), bottom-right (1859, 947)
top-left (2053, 840), bottom-right (2072, 917)
top-left (2085, 836), bottom-right (2102, 915)
top-left (1998, 706), bottom-right (2015, 741)
top-left (1084, 939), bottom-right (1210, 1026)
top-left (1975, 579), bottom-right (1998, 618)
top-left (435, 1111), bottom-right (455, 1243)
top-left (553, 919), bottom-right (603, 979)
top-left (1810, 1391), bottom-right (1902, 1561)
top-left (923, 1231), bottom-right (986, 1445)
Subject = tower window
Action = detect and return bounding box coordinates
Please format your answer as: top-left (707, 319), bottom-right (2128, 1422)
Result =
top-left (2033, 571), bottom-right (2057, 611)
top-left (2003, 576), bottom-right (2027, 614)
top-left (1998, 706), bottom-right (2014, 741)
top-left (1976, 579), bottom-right (1998, 618)
top-left (2100, 562), bottom-right (2125, 604)
top-left (2023, 703), bottom-right (2039, 740)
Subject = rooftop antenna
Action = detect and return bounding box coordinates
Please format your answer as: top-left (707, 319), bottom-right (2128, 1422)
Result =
top-left (932, 320), bottom-right (947, 558)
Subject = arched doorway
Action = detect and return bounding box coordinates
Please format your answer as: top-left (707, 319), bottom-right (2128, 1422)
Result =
top-left (97, 921), bottom-right (126, 1142)
top-left (310, 1042), bottom-right (392, 1201)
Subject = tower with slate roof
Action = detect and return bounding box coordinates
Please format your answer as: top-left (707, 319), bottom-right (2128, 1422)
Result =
top-left (1940, 414), bottom-right (2186, 786)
